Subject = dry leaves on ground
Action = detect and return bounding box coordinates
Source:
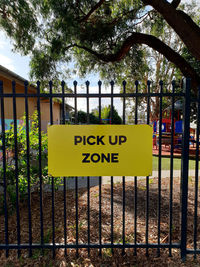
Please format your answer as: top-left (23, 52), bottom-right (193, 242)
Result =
top-left (0, 176), bottom-right (200, 266)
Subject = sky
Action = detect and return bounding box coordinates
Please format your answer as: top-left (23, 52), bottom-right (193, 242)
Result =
top-left (0, 31), bottom-right (30, 78)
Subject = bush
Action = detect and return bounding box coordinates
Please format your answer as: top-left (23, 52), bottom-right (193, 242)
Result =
top-left (0, 111), bottom-right (62, 212)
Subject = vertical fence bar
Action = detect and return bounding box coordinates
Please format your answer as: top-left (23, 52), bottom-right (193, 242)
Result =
top-left (87, 176), bottom-right (90, 256)
top-left (110, 81), bottom-right (114, 123)
top-left (86, 81), bottom-right (90, 256)
top-left (61, 81), bottom-right (65, 123)
top-left (122, 81), bottom-right (126, 255)
top-left (181, 78), bottom-right (191, 260)
top-left (49, 81), bottom-right (55, 258)
top-left (98, 81), bottom-right (102, 124)
top-left (122, 81), bottom-right (126, 124)
top-left (74, 81), bottom-right (78, 124)
top-left (99, 175), bottom-right (102, 254)
top-left (75, 175), bottom-right (79, 257)
top-left (61, 81), bottom-right (67, 256)
top-left (98, 80), bottom-right (102, 256)
top-left (157, 81), bottom-right (163, 257)
top-left (110, 81), bottom-right (114, 254)
top-left (134, 80), bottom-right (138, 256)
top-left (86, 81), bottom-right (90, 124)
top-left (193, 85), bottom-right (200, 258)
top-left (193, 85), bottom-right (200, 257)
top-left (12, 81), bottom-right (21, 257)
top-left (37, 81), bottom-right (44, 251)
top-left (194, 85), bottom-right (200, 258)
top-left (169, 81), bottom-right (175, 257)
top-left (146, 81), bottom-right (151, 257)
top-left (0, 81), bottom-right (9, 257)
top-left (73, 81), bottom-right (79, 257)
top-left (24, 81), bottom-right (32, 257)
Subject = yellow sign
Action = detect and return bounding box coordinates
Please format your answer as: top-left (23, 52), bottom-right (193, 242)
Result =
top-left (48, 125), bottom-right (152, 176)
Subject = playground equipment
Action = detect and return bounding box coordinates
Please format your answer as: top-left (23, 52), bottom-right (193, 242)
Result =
top-left (153, 100), bottom-right (195, 149)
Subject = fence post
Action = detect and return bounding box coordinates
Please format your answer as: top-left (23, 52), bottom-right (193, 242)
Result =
top-left (180, 78), bottom-right (191, 260)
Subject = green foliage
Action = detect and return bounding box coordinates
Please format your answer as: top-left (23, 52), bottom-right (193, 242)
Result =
top-left (74, 110), bottom-right (100, 124)
top-left (72, 105), bottom-right (122, 124)
top-left (0, 111), bottom-right (62, 212)
top-left (0, 0), bottom-right (39, 55)
top-left (181, 47), bottom-right (200, 77)
top-left (176, 44), bottom-right (200, 122)
top-left (92, 105), bottom-right (122, 124)
top-left (0, 0), bottom-right (198, 84)
top-left (91, 47), bottom-right (149, 86)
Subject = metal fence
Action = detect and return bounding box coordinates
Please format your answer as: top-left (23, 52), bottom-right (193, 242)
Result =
top-left (0, 78), bottom-right (200, 260)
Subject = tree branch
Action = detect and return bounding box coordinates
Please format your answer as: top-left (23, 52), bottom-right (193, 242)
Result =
top-left (171, 0), bottom-right (181, 9)
top-left (0, 7), bottom-right (8, 19)
top-left (177, 10), bottom-right (200, 37)
top-left (74, 32), bottom-right (200, 92)
top-left (108, 8), bottom-right (151, 27)
top-left (79, 0), bottom-right (106, 22)
top-left (142, 0), bottom-right (200, 61)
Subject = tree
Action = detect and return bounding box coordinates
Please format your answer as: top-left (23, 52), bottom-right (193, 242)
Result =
top-left (96, 7), bottom-right (187, 120)
top-left (74, 110), bottom-right (99, 124)
top-left (0, 0), bottom-right (200, 92)
top-left (92, 105), bottom-right (122, 124)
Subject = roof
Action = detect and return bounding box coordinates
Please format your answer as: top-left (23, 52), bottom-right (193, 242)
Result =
top-left (0, 64), bottom-right (74, 110)
top-left (0, 64), bottom-right (37, 93)
top-left (0, 64), bottom-right (28, 84)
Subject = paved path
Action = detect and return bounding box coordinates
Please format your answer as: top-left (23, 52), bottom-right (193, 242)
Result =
top-left (46, 169), bottom-right (196, 190)
top-left (0, 170), bottom-right (196, 193)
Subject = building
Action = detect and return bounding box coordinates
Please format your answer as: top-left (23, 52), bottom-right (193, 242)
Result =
top-left (0, 65), bottom-right (73, 132)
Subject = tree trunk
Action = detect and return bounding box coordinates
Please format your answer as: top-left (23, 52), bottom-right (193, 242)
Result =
top-left (143, 0), bottom-right (200, 61)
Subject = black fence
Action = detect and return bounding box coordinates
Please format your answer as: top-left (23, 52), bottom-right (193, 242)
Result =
top-left (0, 78), bottom-right (200, 260)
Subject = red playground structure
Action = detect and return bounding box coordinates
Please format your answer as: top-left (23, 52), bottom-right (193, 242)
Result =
top-left (153, 100), bottom-right (196, 156)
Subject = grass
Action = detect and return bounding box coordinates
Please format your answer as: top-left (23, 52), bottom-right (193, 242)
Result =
top-left (152, 156), bottom-right (199, 170)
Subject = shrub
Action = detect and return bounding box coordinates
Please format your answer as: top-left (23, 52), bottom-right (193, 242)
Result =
top-left (0, 111), bottom-right (62, 212)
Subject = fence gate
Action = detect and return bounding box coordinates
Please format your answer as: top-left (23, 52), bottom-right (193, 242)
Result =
top-left (0, 78), bottom-right (200, 260)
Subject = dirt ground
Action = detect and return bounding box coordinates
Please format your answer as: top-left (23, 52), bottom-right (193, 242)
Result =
top-left (0, 176), bottom-right (200, 266)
